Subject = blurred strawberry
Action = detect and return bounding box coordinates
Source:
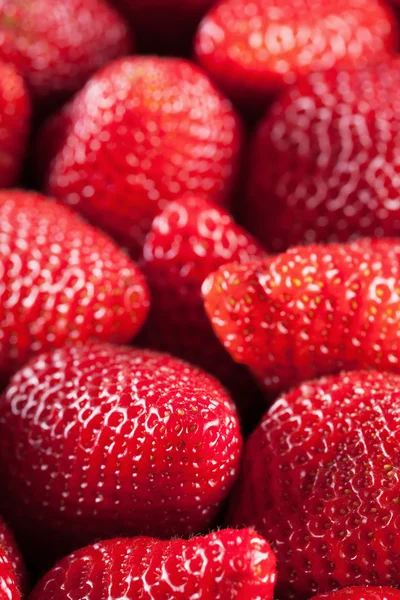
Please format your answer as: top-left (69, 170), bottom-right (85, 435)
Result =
top-left (0, 517), bottom-right (24, 600)
top-left (0, 0), bottom-right (132, 108)
top-left (39, 57), bottom-right (242, 258)
top-left (195, 0), bottom-right (397, 112)
top-left (0, 189), bottom-right (149, 381)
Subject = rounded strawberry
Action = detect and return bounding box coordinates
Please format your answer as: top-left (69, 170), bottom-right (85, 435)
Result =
top-left (229, 370), bottom-right (400, 598)
top-left (0, 343), bottom-right (242, 567)
top-left (39, 56), bottom-right (243, 258)
top-left (203, 238), bottom-right (400, 396)
top-left (195, 0), bottom-right (396, 111)
top-left (0, 190), bottom-right (149, 381)
top-left (0, 0), bottom-right (132, 107)
top-left (139, 194), bottom-right (266, 421)
top-left (244, 62), bottom-right (400, 253)
top-left (0, 61), bottom-right (30, 188)
top-left (29, 529), bottom-right (275, 600)
top-left (0, 516), bottom-right (25, 598)
top-left (312, 589), bottom-right (400, 600)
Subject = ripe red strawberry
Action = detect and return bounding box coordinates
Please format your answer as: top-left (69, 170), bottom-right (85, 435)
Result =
top-left (0, 343), bottom-right (242, 568)
top-left (195, 0), bottom-right (397, 111)
top-left (115, 0), bottom-right (215, 54)
top-left (0, 61), bottom-right (30, 188)
top-left (203, 238), bottom-right (400, 396)
top-left (244, 62), bottom-right (400, 253)
top-left (39, 56), bottom-right (243, 258)
top-left (0, 0), bottom-right (132, 107)
top-left (0, 517), bottom-right (24, 599)
top-left (229, 370), bottom-right (400, 598)
top-left (29, 529), bottom-right (276, 600)
top-left (312, 589), bottom-right (400, 600)
top-left (0, 190), bottom-right (149, 381)
top-left (139, 194), bottom-right (266, 418)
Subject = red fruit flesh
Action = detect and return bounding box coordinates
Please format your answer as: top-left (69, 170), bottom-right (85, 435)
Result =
top-left (195, 0), bottom-right (397, 111)
top-left (39, 56), bottom-right (243, 258)
top-left (0, 343), bottom-right (242, 567)
top-left (312, 588), bottom-right (400, 600)
top-left (0, 0), bottom-right (132, 106)
top-left (0, 190), bottom-right (149, 380)
top-left (229, 370), bottom-right (400, 598)
top-left (29, 529), bottom-right (276, 600)
top-left (203, 238), bottom-right (400, 395)
top-left (245, 62), bottom-right (400, 253)
top-left (0, 516), bottom-right (24, 599)
top-left (139, 194), bottom-right (266, 419)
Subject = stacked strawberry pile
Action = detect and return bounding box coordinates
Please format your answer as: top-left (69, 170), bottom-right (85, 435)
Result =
top-left (2, 0), bottom-right (400, 598)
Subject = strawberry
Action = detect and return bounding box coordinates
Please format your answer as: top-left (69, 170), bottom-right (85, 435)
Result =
top-left (229, 370), bottom-right (400, 598)
top-left (203, 238), bottom-right (400, 396)
top-left (194, 0), bottom-right (397, 112)
top-left (29, 529), bottom-right (276, 600)
top-left (0, 190), bottom-right (149, 381)
top-left (0, 343), bottom-right (242, 568)
top-left (39, 56), bottom-right (243, 258)
top-left (312, 589), bottom-right (400, 600)
top-left (244, 62), bottom-right (400, 253)
top-left (0, 61), bottom-right (30, 188)
top-left (0, 517), bottom-right (24, 599)
top-left (115, 0), bottom-right (215, 55)
top-left (0, 0), bottom-right (132, 108)
top-left (139, 194), bottom-right (266, 421)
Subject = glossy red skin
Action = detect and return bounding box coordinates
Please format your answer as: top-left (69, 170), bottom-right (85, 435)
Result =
top-left (195, 0), bottom-right (396, 111)
top-left (0, 61), bottom-right (30, 187)
top-left (229, 370), bottom-right (400, 598)
top-left (0, 517), bottom-right (24, 599)
top-left (29, 529), bottom-right (275, 600)
top-left (39, 57), bottom-right (243, 259)
top-left (0, 190), bottom-right (149, 380)
top-left (0, 0), bottom-right (132, 107)
top-left (0, 343), bottom-right (242, 567)
top-left (203, 238), bottom-right (400, 395)
top-left (312, 588), bottom-right (400, 600)
top-left (245, 63), bottom-right (400, 252)
top-left (139, 195), bottom-right (266, 419)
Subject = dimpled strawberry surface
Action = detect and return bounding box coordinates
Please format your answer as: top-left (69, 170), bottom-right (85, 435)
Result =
top-left (312, 588), bottom-right (400, 600)
top-left (0, 516), bottom-right (24, 598)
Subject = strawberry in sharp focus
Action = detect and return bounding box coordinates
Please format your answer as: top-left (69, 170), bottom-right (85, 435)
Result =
top-left (29, 529), bottom-right (276, 600)
top-left (0, 0), bottom-right (132, 109)
top-left (0, 190), bottom-right (149, 382)
top-left (311, 589), bottom-right (400, 600)
top-left (0, 516), bottom-right (25, 600)
top-left (0, 343), bottom-right (242, 569)
top-left (194, 0), bottom-right (397, 112)
top-left (139, 194), bottom-right (266, 422)
top-left (229, 370), bottom-right (400, 599)
top-left (244, 62), bottom-right (400, 253)
top-left (38, 56), bottom-right (243, 259)
top-left (203, 238), bottom-right (400, 396)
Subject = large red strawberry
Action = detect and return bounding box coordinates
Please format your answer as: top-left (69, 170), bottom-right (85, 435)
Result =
top-left (139, 194), bottom-right (266, 420)
top-left (0, 343), bottom-right (242, 568)
top-left (203, 238), bottom-right (400, 396)
top-left (29, 529), bottom-right (276, 600)
top-left (0, 61), bottom-right (30, 187)
top-left (0, 517), bottom-right (25, 599)
top-left (312, 589), bottom-right (400, 600)
top-left (0, 190), bottom-right (149, 381)
top-left (39, 56), bottom-right (243, 258)
top-left (195, 0), bottom-right (397, 111)
top-left (115, 0), bottom-right (215, 54)
top-left (244, 62), bottom-right (400, 253)
top-left (0, 0), bottom-right (132, 108)
top-left (229, 370), bottom-right (400, 598)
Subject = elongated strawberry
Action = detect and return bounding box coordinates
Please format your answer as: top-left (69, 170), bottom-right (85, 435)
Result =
top-left (139, 194), bottom-right (266, 419)
top-left (0, 517), bottom-right (24, 600)
top-left (195, 0), bottom-right (396, 111)
top-left (0, 190), bottom-right (149, 380)
top-left (39, 56), bottom-right (242, 258)
top-left (0, 0), bottom-right (132, 107)
top-left (203, 238), bottom-right (400, 395)
top-left (312, 589), bottom-right (400, 600)
top-left (244, 62), bottom-right (400, 252)
top-left (229, 370), bottom-right (400, 598)
top-left (0, 343), bottom-right (242, 568)
top-left (29, 529), bottom-right (275, 600)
